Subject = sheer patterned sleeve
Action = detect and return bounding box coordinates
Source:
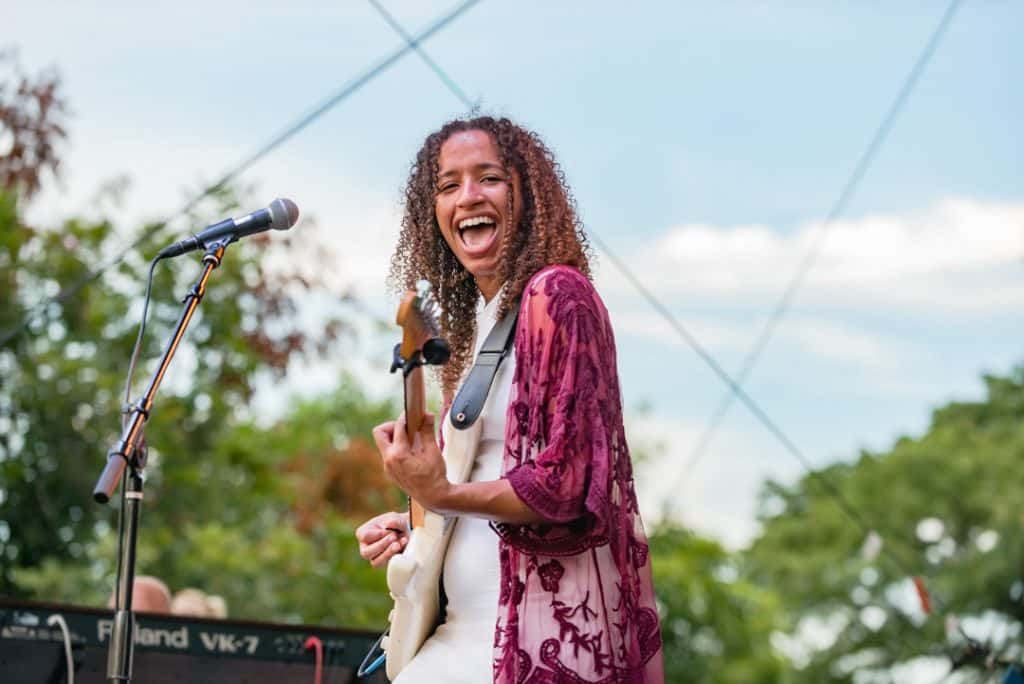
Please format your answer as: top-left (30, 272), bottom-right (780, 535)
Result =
top-left (498, 266), bottom-right (623, 550)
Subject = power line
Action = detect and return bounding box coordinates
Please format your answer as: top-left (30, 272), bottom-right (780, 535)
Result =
top-left (668, 0), bottom-right (964, 498)
top-left (589, 232), bottom-right (930, 576)
top-left (377, 5), bottom-right (991, 673)
top-left (368, 0), bottom-right (477, 111)
top-left (0, 0), bottom-right (481, 351)
top-left (372, 0), bottom-right (939, 587)
top-left (372, 0), bottom-right (935, 562)
top-left (591, 190), bottom-right (970, 684)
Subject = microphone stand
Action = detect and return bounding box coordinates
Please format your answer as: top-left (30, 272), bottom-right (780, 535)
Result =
top-left (92, 239), bottom-right (231, 684)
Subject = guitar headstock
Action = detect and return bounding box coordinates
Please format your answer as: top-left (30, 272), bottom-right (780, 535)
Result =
top-left (394, 280), bottom-right (450, 372)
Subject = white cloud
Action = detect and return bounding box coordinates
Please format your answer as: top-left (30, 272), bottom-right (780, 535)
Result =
top-left (775, 317), bottom-right (915, 374)
top-left (611, 309), bottom-right (918, 377)
top-left (606, 198), bottom-right (1024, 316)
top-left (594, 198), bottom-right (1024, 403)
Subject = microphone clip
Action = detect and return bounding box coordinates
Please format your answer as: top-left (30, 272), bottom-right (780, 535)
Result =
top-left (202, 236), bottom-right (234, 266)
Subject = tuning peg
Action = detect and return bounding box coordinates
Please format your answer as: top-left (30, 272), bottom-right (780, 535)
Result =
top-left (422, 338), bottom-right (451, 365)
top-left (390, 344), bottom-right (405, 374)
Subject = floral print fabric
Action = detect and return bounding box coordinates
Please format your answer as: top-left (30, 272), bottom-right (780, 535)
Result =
top-left (491, 265), bottom-right (664, 683)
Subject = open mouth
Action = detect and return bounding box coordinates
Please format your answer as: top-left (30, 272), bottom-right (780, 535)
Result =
top-left (457, 216), bottom-right (498, 254)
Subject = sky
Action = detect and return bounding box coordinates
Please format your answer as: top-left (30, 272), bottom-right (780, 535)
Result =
top-left (8, 1), bottom-right (1023, 554)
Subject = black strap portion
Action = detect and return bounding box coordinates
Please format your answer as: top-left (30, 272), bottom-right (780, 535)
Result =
top-left (449, 302), bottom-right (519, 431)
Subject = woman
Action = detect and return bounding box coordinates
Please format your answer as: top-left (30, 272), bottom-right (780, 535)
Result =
top-left (358, 116), bottom-right (663, 683)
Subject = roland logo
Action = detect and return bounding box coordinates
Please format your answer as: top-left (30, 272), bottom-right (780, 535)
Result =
top-left (97, 619), bottom-right (189, 650)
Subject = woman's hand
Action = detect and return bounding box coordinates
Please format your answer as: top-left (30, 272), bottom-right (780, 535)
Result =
top-left (372, 412), bottom-right (452, 512)
top-left (355, 511), bottom-right (410, 569)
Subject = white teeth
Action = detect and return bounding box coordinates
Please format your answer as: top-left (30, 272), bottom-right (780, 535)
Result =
top-left (458, 216), bottom-right (495, 229)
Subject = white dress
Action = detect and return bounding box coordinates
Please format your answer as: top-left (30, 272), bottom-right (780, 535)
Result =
top-left (392, 295), bottom-right (515, 683)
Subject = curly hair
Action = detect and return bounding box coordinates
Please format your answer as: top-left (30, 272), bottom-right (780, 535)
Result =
top-left (390, 116), bottom-right (591, 397)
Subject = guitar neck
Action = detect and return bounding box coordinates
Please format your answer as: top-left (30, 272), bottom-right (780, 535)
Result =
top-left (403, 366), bottom-right (427, 529)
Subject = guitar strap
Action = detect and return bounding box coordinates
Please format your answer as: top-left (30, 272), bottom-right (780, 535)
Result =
top-left (449, 301), bottom-right (520, 431)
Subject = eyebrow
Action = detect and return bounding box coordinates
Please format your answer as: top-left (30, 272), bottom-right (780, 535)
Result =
top-left (436, 162), bottom-right (505, 180)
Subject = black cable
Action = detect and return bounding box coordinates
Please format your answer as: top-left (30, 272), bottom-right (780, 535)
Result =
top-left (312, 3), bottom-right (985, 678)
top-left (645, 0), bottom-right (966, 653)
top-left (0, 0), bottom-right (482, 351)
top-left (378, 0), bottom-right (950, 602)
top-left (368, 0), bottom-right (476, 110)
top-left (224, 4), bottom-right (973, 660)
top-left (122, 257), bottom-right (162, 420)
top-left (593, 214), bottom-right (981, 677)
top-left (670, 0), bottom-right (964, 494)
top-left (589, 232), bottom-right (927, 575)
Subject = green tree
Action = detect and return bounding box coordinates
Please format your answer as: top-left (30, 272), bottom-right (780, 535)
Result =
top-left (650, 524), bottom-right (789, 683)
top-left (0, 177), bottom-right (359, 592)
top-left (0, 55), bottom-right (410, 628)
top-left (12, 376), bottom-right (404, 627)
top-left (746, 368), bottom-right (1024, 681)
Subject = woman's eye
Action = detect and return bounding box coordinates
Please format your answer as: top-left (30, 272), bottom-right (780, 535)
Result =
top-left (437, 183), bottom-right (457, 193)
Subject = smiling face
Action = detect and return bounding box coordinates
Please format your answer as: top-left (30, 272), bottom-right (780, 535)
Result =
top-left (434, 129), bottom-right (522, 302)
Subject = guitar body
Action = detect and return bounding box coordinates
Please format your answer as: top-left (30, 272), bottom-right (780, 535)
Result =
top-left (383, 416), bottom-right (482, 680)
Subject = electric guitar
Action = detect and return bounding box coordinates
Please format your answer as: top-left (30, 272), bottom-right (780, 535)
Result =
top-left (381, 282), bottom-right (483, 681)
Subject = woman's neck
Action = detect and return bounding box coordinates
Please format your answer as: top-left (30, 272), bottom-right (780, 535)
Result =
top-left (476, 275), bottom-right (502, 304)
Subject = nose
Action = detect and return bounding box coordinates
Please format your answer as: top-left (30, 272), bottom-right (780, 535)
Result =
top-left (455, 179), bottom-right (484, 208)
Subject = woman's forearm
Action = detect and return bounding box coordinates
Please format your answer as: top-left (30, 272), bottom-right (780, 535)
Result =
top-left (433, 478), bottom-right (544, 524)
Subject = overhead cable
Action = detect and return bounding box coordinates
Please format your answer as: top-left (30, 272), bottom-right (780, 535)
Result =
top-left (368, 0), bottom-right (477, 110)
top-left (373, 0), bottom-right (944, 580)
top-left (376, 1), bottom-right (984, 672)
top-left (0, 0), bottom-right (482, 350)
top-left (669, 0), bottom-right (964, 495)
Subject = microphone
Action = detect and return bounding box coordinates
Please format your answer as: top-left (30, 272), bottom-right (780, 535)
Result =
top-left (157, 198), bottom-right (299, 258)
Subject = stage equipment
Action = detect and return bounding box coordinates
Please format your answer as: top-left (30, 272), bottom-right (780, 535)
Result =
top-left (91, 204), bottom-right (296, 683)
top-left (0, 599), bottom-right (387, 683)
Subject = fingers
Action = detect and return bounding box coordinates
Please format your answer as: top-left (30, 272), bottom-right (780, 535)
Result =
top-left (392, 413), bottom-right (410, 449)
top-left (372, 415), bottom-right (411, 456)
top-left (356, 512), bottom-right (410, 568)
top-left (354, 517), bottom-right (385, 544)
top-left (359, 530), bottom-right (405, 566)
top-left (382, 510), bottom-right (410, 531)
top-left (355, 511), bottom-right (407, 542)
top-left (370, 535), bottom-right (408, 568)
top-left (371, 421), bottom-right (396, 454)
top-left (416, 411), bottom-right (436, 444)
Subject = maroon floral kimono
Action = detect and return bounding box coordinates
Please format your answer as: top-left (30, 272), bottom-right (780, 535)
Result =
top-left (491, 265), bottom-right (664, 683)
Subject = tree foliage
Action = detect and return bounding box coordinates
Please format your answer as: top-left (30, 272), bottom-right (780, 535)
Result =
top-left (0, 54), bottom-right (787, 676)
top-left (13, 52), bottom-right (1021, 681)
top-left (747, 369), bottom-right (1024, 681)
top-left (0, 51), bottom-right (66, 199)
top-left (650, 524), bottom-right (789, 682)
top-left (0, 54), bottom-right (408, 627)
